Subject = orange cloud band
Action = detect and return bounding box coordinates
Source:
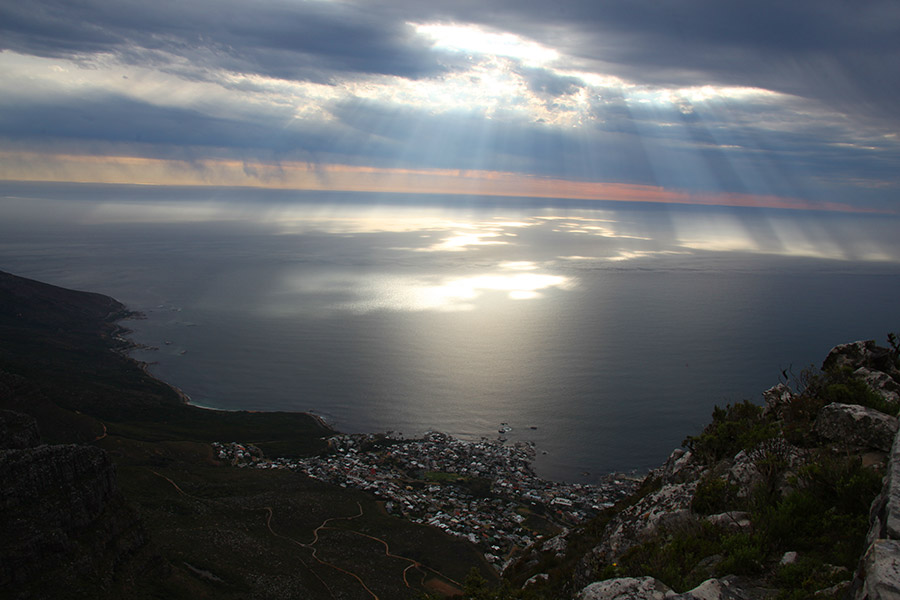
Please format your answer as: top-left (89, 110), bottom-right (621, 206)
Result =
top-left (0, 151), bottom-right (881, 214)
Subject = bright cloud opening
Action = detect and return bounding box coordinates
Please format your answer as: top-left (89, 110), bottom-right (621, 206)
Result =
top-left (412, 22), bottom-right (560, 66)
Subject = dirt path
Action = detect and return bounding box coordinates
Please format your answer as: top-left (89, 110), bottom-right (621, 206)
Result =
top-left (150, 470), bottom-right (462, 598)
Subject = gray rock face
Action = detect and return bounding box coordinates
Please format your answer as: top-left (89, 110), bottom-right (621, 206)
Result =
top-left (865, 429), bottom-right (900, 546)
top-left (670, 576), bottom-right (760, 600)
top-left (652, 448), bottom-right (701, 484)
top-left (592, 480), bottom-right (698, 562)
top-left (579, 576), bottom-right (762, 600)
top-left (579, 576), bottom-right (672, 600)
top-left (823, 340), bottom-right (898, 377)
top-left (727, 438), bottom-right (805, 499)
top-left (815, 402), bottom-right (898, 452)
top-left (855, 367), bottom-right (900, 414)
top-left (854, 539), bottom-right (900, 600)
top-left (763, 383), bottom-right (795, 419)
top-left (543, 530), bottom-right (568, 559)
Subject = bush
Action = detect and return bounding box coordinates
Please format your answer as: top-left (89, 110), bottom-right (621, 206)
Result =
top-left (684, 401), bottom-right (780, 464)
top-left (691, 475), bottom-right (741, 515)
top-left (804, 366), bottom-right (894, 415)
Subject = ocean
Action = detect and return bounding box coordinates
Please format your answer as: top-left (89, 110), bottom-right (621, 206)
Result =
top-left (3, 182), bottom-right (899, 482)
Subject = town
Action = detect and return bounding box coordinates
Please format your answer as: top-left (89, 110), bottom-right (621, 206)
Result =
top-left (213, 430), bottom-right (639, 568)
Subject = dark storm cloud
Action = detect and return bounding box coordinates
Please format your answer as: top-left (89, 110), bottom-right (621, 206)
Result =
top-left (0, 0), bottom-right (453, 82)
top-left (516, 67), bottom-right (584, 98)
top-left (389, 0), bottom-right (900, 123)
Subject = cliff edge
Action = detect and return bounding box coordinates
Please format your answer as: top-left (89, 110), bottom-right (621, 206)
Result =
top-left (500, 338), bottom-right (900, 600)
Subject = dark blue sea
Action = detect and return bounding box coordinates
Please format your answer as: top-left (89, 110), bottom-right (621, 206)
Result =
top-left (3, 182), bottom-right (899, 482)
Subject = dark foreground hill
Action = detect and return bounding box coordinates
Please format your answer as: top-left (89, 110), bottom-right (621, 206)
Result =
top-left (0, 270), bottom-right (495, 599)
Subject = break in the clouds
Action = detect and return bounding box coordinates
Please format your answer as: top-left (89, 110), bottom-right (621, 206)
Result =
top-left (0, 0), bottom-right (898, 212)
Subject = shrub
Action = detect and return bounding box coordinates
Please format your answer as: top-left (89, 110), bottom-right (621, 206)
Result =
top-left (803, 366), bottom-right (893, 415)
top-left (684, 401), bottom-right (780, 464)
top-left (691, 475), bottom-right (741, 515)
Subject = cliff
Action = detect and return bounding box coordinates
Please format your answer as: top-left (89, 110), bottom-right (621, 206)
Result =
top-left (0, 410), bottom-right (147, 599)
top-left (500, 339), bottom-right (900, 600)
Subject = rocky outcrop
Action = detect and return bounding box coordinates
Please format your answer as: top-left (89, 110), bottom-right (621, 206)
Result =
top-left (591, 479), bottom-right (698, 563)
top-left (855, 367), bottom-right (900, 414)
top-left (0, 413), bottom-right (146, 597)
top-left (578, 576), bottom-right (761, 600)
top-left (855, 540), bottom-right (900, 600)
top-left (815, 402), bottom-right (898, 452)
top-left (762, 383), bottom-right (794, 420)
top-left (823, 340), bottom-right (899, 377)
top-left (574, 339), bottom-right (900, 600)
top-left (578, 576), bottom-right (672, 600)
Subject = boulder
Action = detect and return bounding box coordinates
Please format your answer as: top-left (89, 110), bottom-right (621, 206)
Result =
top-left (652, 448), bottom-right (701, 484)
top-left (523, 573), bottom-right (549, 588)
top-left (855, 367), bottom-right (900, 414)
top-left (853, 539), bottom-right (900, 600)
top-left (543, 530), bottom-right (568, 559)
top-left (815, 403), bottom-right (898, 452)
top-left (727, 438), bottom-right (806, 498)
top-left (592, 480), bottom-right (698, 561)
top-left (671, 576), bottom-right (760, 600)
top-left (780, 551), bottom-right (799, 566)
top-left (763, 383), bottom-right (795, 419)
top-left (579, 576), bottom-right (672, 600)
top-left (706, 511), bottom-right (752, 532)
top-left (823, 341), bottom-right (897, 376)
top-left (579, 576), bottom-right (762, 600)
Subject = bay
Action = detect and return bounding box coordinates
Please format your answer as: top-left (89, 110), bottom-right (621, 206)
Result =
top-left (2, 182), bottom-right (899, 482)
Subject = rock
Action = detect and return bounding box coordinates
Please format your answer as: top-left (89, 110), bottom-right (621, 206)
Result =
top-left (780, 551), bottom-right (799, 566)
top-left (579, 576), bottom-right (761, 600)
top-left (0, 443), bottom-right (146, 592)
top-left (592, 480), bottom-right (698, 562)
top-left (652, 448), bottom-right (701, 484)
top-left (0, 410), bottom-right (41, 449)
top-left (727, 438), bottom-right (805, 498)
top-left (853, 539), bottom-right (900, 600)
top-left (763, 383), bottom-right (795, 419)
top-left (823, 340), bottom-right (897, 376)
top-left (671, 576), bottom-right (759, 600)
top-left (523, 573), bottom-right (549, 588)
top-left (864, 428), bottom-right (900, 546)
top-left (544, 530), bottom-right (568, 558)
top-left (855, 367), bottom-right (900, 414)
top-left (815, 581), bottom-right (851, 598)
top-left (579, 576), bottom-right (672, 600)
top-left (706, 511), bottom-right (752, 532)
top-left (815, 402), bottom-right (898, 452)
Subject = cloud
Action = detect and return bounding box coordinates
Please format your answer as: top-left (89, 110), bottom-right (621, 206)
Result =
top-left (0, 0), bottom-right (898, 212)
top-left (0, 0), bottom-right (455, 82)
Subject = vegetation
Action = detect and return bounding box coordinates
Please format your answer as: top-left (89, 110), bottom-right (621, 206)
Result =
top-left (1, 271), bottom-right (496, 599)
top-left (683, 400), bottom-right (780, 464)
top-left (477, 333), bottom-right (899, 599)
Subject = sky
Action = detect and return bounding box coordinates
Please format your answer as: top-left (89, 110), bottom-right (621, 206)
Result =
top-left (1, 0), bottom-right (898, 213)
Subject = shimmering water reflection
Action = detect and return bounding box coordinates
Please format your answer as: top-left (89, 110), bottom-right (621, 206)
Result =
top-left (2, 185), bottom-right (900, 482)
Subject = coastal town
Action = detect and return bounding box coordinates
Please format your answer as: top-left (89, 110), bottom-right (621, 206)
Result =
top-left (213, 430), bottom-right (639, 567)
